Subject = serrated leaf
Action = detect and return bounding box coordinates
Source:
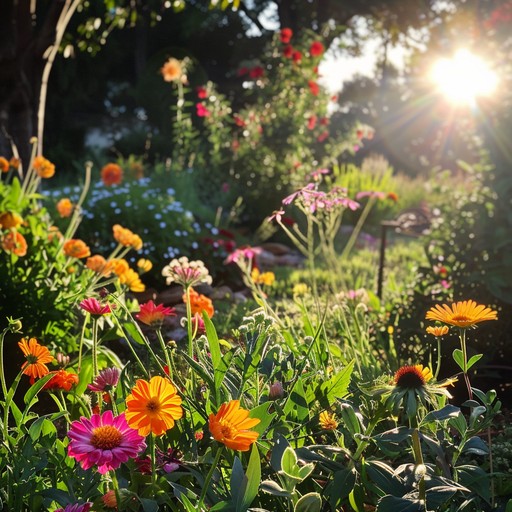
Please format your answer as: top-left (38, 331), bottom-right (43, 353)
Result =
top-left (319, 360), bottom-right (354, 404)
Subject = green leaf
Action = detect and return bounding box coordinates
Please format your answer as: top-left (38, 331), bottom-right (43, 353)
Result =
top-left (294, 492), bottom-right (322, 512)
top-left (281, 446), bottom-right (299, 476)
top-left (283, 378), bottom-right (309, 422)
top-left (452, 348), bottom-right (465, 371)
top-left (339, 402), bottom-right (362, 437)
top-left (319, 360), bottom-right (354, 404)
top-left (328, 468), bottom-right (356, 509)
top-left (348, 484), bottom-right (365, 512)
top-left (123, 321), bottom-right (146, 345)
top-left (24, 373), bottom-right (54, 406)
top-left (462, 436), bottom-right (489, 456)
top-left (140, 499), bottom-right (159, 512)
top-left (422, 404), bottom-right (460, 424)
top-left (231, 445), bottom-right (260, 512)
top-left (376, 495), bottom-right (424, 512)
top-left (203, 312), bottom-right (223, 396)
top-left (466, 353), bottom-right (483, 370)
top-left (249, 402), bottom-right (276, 436)
top-left (261, 480), bottom-right (293, 497)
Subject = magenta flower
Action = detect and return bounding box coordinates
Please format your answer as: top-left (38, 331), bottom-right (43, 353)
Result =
top-left (268, 209), bottom-right (285, 223)
top-left (79, 298), bottom-right (111, 317)
top-left (196, 103), bottom-right (211, 117)
top-left (136, 300), bottom-right (176, 328)
top-left (88, 367), bottom-right (121, 392)
top-left (224, 246), bottom-right (261, 265)
top-left (67, 411), bottom-right (146, 474)
top-left (55, 504), bottom-right (92, 512)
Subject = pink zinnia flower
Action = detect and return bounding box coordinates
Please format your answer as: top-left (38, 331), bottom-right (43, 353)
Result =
top-left (55, 504), bottom-right (93, 512)
top-left (80, 298), bottom-right (111, 317)
top-left (88, 367), bottom-right (121, 392)
top-left (67, 411), bottom-right (146, 474)
top-left (136, 300), bottom-right (176, 328)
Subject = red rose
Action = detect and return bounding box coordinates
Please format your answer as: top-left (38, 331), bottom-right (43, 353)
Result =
top-left (308, 80), bottom-right (319, 96)
top-left (310, 41), bottom-right (324, 57)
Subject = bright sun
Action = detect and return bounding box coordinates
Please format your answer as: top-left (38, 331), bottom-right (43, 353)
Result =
top-left (430, 49), bottom-right (498, 105)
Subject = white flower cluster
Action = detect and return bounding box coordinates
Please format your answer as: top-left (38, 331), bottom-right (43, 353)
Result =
top-left (161, 256), bottom-right (213, 287)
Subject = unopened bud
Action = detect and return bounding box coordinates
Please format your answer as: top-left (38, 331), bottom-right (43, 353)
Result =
top-left (7, 317), bottom-right (22, 333)
top-left (269, 381), bottom-right (284, 400)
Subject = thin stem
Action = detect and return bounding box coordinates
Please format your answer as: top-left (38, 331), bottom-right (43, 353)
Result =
top-left (459, 328), bottom-right (473, 400)
top-left (434, 337), bottom-right (442, 380)
top-left (156, 329), bottom-right (173, 379)
top-left (92, 318), bottom-right (99, 380)
top-left (198, 445), bottom-right (224, 508)
top-left (411, 429), bottom-right (426, 508)
top-left (149, 434), bottom-right (157, 487)
top-left (340, 196), bottom-right (377, 261)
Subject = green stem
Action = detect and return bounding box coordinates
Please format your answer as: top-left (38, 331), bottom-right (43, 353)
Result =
top-left (411, 429), bottom-right (426, 509)
top-left (434, 337), bottom-right (442, 380)
top-left (0, 327), bottom-right (10, 402)
top-left (185, 286), bottom-right (193, 359)
top-left (459, 328), bottom-right (472, 400)
top-left (156, 329), bottom-right (173, 379)
top-left (340, 196), bottom-right (377, 260)
top-left (198, 445), bottom-right (224, 508)
top-left (92, 318), bottom-right (99, 380)
top-left (149, 434), bottom-right (157, 487)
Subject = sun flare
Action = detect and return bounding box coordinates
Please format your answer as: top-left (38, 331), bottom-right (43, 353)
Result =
top-left (431, 49), bottom-right (498, 105)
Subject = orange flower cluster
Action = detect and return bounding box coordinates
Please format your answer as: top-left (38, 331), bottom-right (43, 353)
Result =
top-left (101, 163), bottom-right (123, 186)
top-left (183, 288), bottom-right (214, 318)
top-left (113, 224), bottom-right (143, 251)
top-left (1, 230), bottom-right (27, 257)
top-left (63, 239), bottom-right (91, 259)
top-left (33, 155), bottom-right (55, 178)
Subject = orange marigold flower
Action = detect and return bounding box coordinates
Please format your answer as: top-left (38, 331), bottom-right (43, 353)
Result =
top-left (110, 258), bottom-right (130, 276)
top-left (426, 300), bottom-right (498, 328)
top-left (18, 337), bottom-right (54, 384)
top-left (56, 198), bottom-right (73, 218)
top-left (208, 400), bottom-right (260, 451)
top-left (63, 239), bottom-right (91, 259)
top-left (426, 325), bottom-right (449, 337)
top-left (9, 157), bottom-right (20, 170)
top-left (125, 376), bottom-right (183, 436)
top-left (319, 411), bottom-right (338, 430)
top-left (33, 155), bottom-right (55, 178)
top-left (394, 364), bottom-right (433, 389)
top-left (113, 224), bottom-right (143, 251)
top-left (183, 288), bottom-right (214, 318)
top-left (161, 58), bottom-right (182, 82)
top-left (86, 254), bottom-right (111, 276)
top-left (101, 163), bottom-right (123, 186)
top-left (0, 157), bottom-right (9, 172)
top-left (42, 369), bottom-right (79, 391)
top-left (0, 211), bottom-right (23, 229)
top-left (2, 230), bottom-right (27, 256)
top-left (119, 268), bottom-right (145, 292)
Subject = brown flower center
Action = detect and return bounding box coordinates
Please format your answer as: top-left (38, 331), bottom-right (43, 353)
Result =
top-left (451, 315), bottom-right (471, 324)
top-left (394, 366), bottom-right (426, 389)
top-left (146, 397), bottom-right (161, 414)
top-left (91, 425), bottom-right (123, 450)
top-left (219, 422), bottom-right (236, 439)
